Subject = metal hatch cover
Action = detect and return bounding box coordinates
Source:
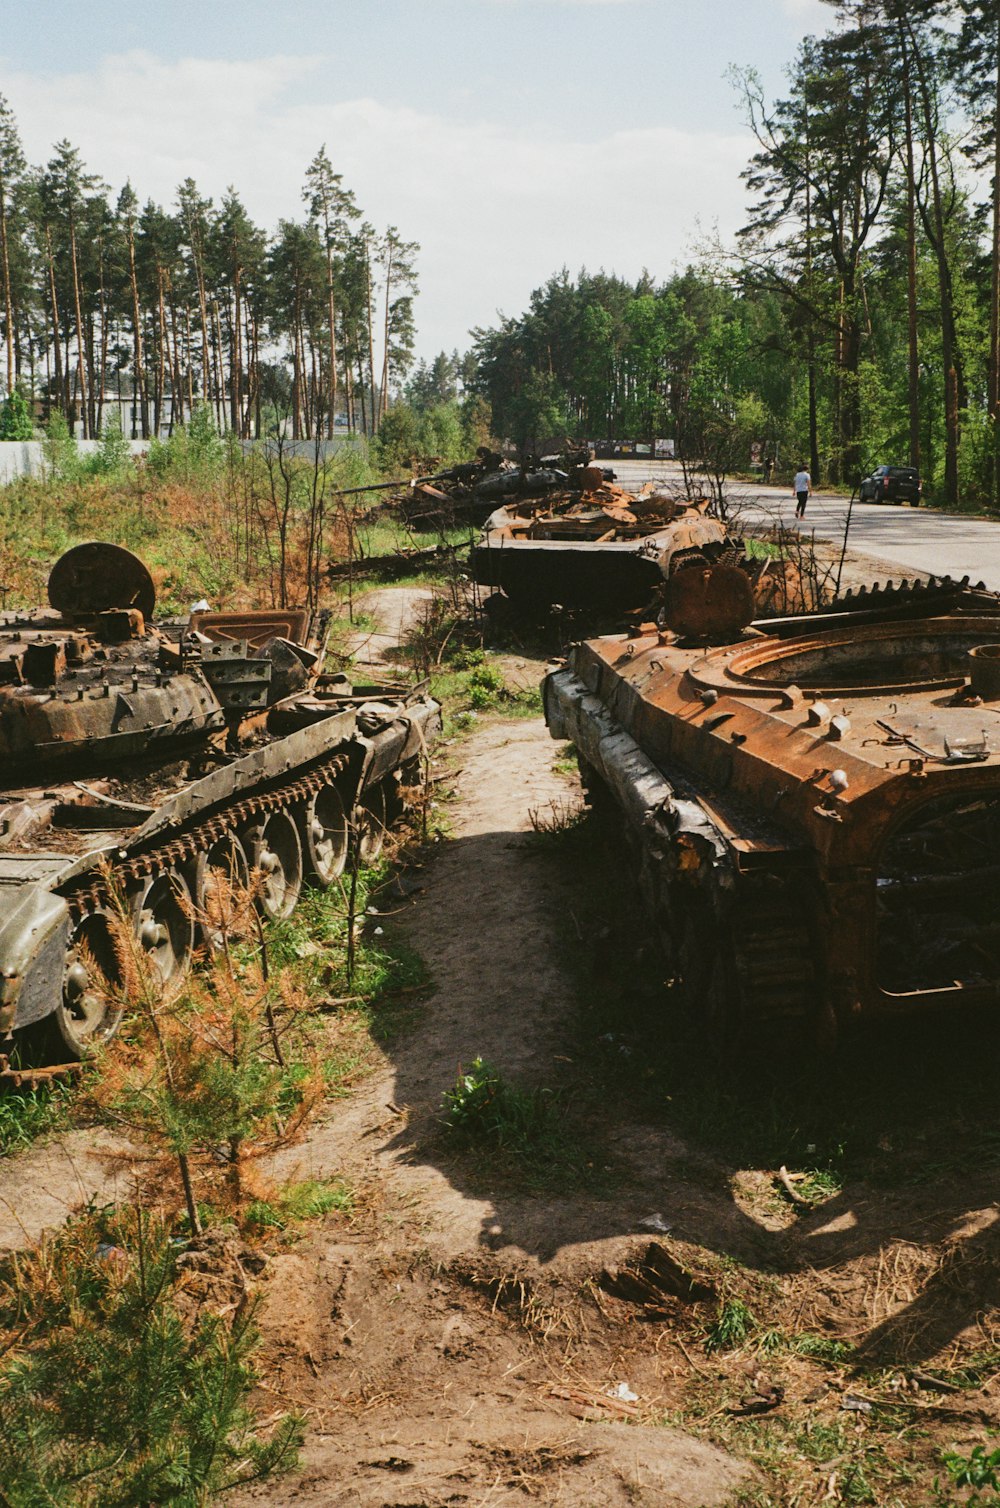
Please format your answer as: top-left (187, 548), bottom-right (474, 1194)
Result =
top-left (48, 542), bottom-right (157, 622)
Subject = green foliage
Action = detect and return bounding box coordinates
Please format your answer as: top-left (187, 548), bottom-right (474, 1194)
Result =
top-left (467, 663), bottom-right (505, 709)
top-left (244, 1178), bottom-right (352, 1233)
top-left (0, 1207), bottom-right (301, 1505)
top-left (441, 1057), bottom-right (559, 1154)
top-left (371, 402), bottom-right (421, 472)
top-left (42, 410), bottom-right (80, 480)
top-left (0, 386), bottom-right (33, 440)
top-left (0, 1083), bottom-right (68, 1155)
top-left (790, 1333), bottom-right (854, 1364)
top-left (146, 403), bottom-right (225, 484)
top-left (703, 1297), bottom-right (757, 1353)
top-left (940, 1441), bottom-right (1000, 1504)
top-left (91, 412), bottom-right (132, 476)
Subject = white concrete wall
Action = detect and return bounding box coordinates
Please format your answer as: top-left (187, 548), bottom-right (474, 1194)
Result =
top-left (0, 433), bottom-right (360, 484)
top-left (0, 439), bottom-right (150, 484)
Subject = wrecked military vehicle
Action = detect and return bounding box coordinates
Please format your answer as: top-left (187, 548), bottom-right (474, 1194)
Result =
top-left (0, 542), bottom-right (440, 1064)
top-left (544, 574), bottom-right (1000, 1045)
top-left (471, 486), bottom-right (736, 613)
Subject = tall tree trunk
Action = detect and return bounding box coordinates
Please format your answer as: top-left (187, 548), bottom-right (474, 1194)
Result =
top-left (0, 184), bottom-right (13, 395)
top-left (126, 220), bottom-right (148, 438)
top-left (185, 306), bottom-right (195, 414)
top-left (379, 240), bottom-right (394, 423)
top-left (907, 16), bottom-right (960, 506)
top-left (69, 217), bottom-right (88, 438)
top-left (326, 246), bottom-right (337, 438)
top-left (292, 286), bottom-right (302, 440)
top-left (901, 23), bottom-right (921, 474)
top-left (365, 243), bottom-right (376, 434)
top-left (45, 227), bottom-right (64, 422)
top-left (212, 300), bottom-right (226, 431)
top-left (155, 270), bottom-right (167, 437)
top-left (97, 250), bottom-right (108, 436)
top-left (230, 272), bottom-right (242, 435)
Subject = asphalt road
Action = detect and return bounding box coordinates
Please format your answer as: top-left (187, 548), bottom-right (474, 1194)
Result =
top-left (608, 458), bottom-right (1000, 591)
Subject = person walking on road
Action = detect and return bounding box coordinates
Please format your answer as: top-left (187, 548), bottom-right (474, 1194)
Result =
top-left (793, 464), bottom-right (811, 520)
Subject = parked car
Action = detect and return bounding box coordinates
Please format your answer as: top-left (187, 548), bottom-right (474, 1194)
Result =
top-left (859, 464), bottom-right (921, 504)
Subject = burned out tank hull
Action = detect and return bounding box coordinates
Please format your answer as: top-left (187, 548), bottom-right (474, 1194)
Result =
top-left (0, 544), bottom-right (440, 1065)
top-left (544, 579), bottom-right (1000, 1045)
top-left (471, 495), bottom-right (732, 612)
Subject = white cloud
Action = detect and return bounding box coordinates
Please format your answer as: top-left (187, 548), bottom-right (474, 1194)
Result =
top-left (484, 1), bottom-right (637, 6)
top-left (3, 50), bottom-right (752, 358)
top-left (779, 0), bottom-right (829, 21)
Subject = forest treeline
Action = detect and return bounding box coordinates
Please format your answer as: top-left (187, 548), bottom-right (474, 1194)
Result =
top-left (469, 0), bottom-right (1000, 507)
top-left (0, 98), bottom-right (419, 442)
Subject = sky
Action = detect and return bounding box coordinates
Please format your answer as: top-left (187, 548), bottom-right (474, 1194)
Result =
top-left (0, 0), bottom-right (833, 362)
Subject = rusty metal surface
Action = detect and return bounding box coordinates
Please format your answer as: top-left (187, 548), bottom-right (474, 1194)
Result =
top-left (546, 582), bottom-right (1000, 1042)
top-left (48, 541), bottom-right (156, 621)
top-left (662, 563), bottom-right (755, 639)
top-left (472, 490), bottom-right (731, 611)
top-left (191, 609), bottom-right (310, 650)
top-left (0, 545), bottom-right (442, 1060)
top-left (0, 1054), bottom-right (82, 1086)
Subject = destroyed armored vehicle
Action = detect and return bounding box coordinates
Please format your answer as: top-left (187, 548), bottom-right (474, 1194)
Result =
top-left (472, 486), bottom-right (734, 613)
top-left (401, 447), bottom-right (614, 531)
top-left (544, 574), bottom-right (1000, 1045)
top-left (0, 542), bottom-right (440, 1063)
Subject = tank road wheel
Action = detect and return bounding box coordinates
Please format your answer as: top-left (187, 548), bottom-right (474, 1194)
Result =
top-left (299, 783), bottom-right (349, 889)
top-left (51, 909), bottom-right (126, 1059)
top-left (354, 780), bottom-right (387, 866)
top-left (246, 810), bottom-right (303, 921)
top-left (131, 871), bottom-right (195, 987)
top-left (192, 832), bottom-right (251, 948)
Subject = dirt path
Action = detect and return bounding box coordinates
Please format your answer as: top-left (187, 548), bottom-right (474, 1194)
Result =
top-left (242, 713), bottom-right (751, 1506)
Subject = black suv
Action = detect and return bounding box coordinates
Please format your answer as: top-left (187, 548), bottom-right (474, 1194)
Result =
top-left (858, 464), bottom-right (921, 505)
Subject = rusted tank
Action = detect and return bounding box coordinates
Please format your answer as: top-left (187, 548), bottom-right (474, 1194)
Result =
top-left (543, 574), bottom-right (1000, 1045)
top-left (0, 542), bottom-right (440, 1064)
top-left (471, 485), bottom-right (736, 612)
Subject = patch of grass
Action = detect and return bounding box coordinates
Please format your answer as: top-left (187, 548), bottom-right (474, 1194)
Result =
top-left (0, 1081), bottom-right (70, 1155)
top-left (704, 1297), bottom-right (757, 1353)
top-left (790, 1332), bottom-right (855, 1364)
top-left (267, 864), bottom-right (431, 1025)
top-left (442, 1057), bottom-right (557, 1153)
top-left (440, 1056), bottom-right (599, 1193)
top-left (244, 1177), bottom-right (352, 1234)
top-left (551, 742), bottom-right (579, 778)
top-left (527, 797), bottom-right (587, 840)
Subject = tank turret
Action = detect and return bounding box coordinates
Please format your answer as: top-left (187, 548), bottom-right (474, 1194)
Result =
top-left (0, 544), bottom-right (440, 1064)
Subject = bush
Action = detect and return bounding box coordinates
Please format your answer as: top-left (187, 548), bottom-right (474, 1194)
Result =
top-left (92, 412), bottom-right (132, 477)
top-left (467, 664), bottom-right (505, 709)
top-left (0, 1207), bottom-right (301, 1504)
top-left (43, 411), bottom-right (80, 480)
top-left (441, 1057), bottom-right (559, 1153)
top-left (0, 386), bottom-right (34, 440)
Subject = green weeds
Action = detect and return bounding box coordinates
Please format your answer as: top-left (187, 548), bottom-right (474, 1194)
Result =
top-left (442, 1057), bottom-right (559, 1154)
top-left (244, 1177), bottom-right (353, 1234)
top-left (704, 1296), bottom-right (757, 1353)
top-left (0, 1082), bottom-right (69, 1155)
top-left (439, 1057), bottom-right (597, 1192)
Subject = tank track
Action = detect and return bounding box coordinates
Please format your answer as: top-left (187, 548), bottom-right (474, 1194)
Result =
top-left (61, 748), bottom-right (352, 916)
